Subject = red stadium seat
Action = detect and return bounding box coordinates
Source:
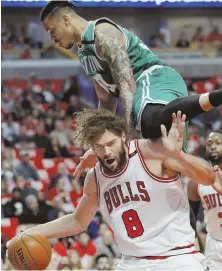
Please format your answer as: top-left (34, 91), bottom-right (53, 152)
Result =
top-left (1, 218), bottom-right (19, 240)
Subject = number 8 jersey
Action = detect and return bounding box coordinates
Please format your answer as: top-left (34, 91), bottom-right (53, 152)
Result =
top-left (94, 140), bottom-right (195, 257)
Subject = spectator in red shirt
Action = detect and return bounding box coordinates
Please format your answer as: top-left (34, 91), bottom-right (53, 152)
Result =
top-left (207, 26), bottom-right (222, 43)
top-left (71, 232), bottom-right (96, 269)
top-left (192, 26), bottom-right (205, 42)
top-left (19, 46), bottom-right (32, 60)
top-left (69, 179), bottom-right (83, 208)
top-left (47, 178), bottom-right (66, 202)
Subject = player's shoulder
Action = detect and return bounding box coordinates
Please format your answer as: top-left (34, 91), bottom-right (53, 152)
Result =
top-left (137, 138), bottom-right (166, 160)
top-left (83, 168), bottom-right (97, 194)
top-left (94, 20), bottom-right (123, 40)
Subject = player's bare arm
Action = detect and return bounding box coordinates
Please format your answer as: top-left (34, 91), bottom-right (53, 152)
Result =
top-left (138, 111), bottom-right (215, 185)
top-left (94, 23), bottom-right (136, 127)
top-left (7, 169), bottom-right (98, 245)
top-left (187, 179), bottom-right (201, 201)
top-left (93, 79), bottom-right (118, 112)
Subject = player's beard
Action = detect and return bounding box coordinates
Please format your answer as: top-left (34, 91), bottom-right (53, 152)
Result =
top-left (99, 143), bottom-right (127, 173)
top-left (206, 153), bottom-right (222, 165)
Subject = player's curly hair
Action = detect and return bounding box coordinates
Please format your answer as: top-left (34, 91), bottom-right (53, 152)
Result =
top-left (73, 109), bottom-right (127, 149)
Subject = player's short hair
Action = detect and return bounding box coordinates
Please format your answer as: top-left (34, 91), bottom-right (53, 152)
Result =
top-left (40, 1), bottom-right (77, 22)
top-left (207, 130), bottom-right (222, 138)
top-left (73, 109), bottom-right (127, 149)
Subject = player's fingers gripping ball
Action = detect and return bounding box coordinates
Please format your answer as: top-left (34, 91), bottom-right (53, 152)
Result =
top-left (7, 233), bottom-right (52, 270)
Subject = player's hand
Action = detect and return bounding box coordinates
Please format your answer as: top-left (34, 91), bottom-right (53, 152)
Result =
top-left (160, 111), bottom-right (186, 156)
top-left (212, 165), bottom-right (222, 195)
top-left (73, 148), bottom-right (97, 181)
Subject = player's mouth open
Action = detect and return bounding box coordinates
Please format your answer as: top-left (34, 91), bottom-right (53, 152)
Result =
top-left (106, 159), bottom-right (115, 165)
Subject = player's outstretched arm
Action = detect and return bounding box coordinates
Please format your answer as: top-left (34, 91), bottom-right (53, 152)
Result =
top-left (94, 23), bottom-right (136, 128)
top-left (7, 169), bottom-right (98, 246)
top-left (160, 112), bottom-right (215, 185)
top-left (138, 111), bottom-right (215, 185)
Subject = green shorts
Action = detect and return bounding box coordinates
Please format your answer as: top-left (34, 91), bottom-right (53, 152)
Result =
top-left (133, 65), bottom-right (188, 151)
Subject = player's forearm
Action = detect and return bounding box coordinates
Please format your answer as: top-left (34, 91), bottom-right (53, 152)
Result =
top-left (25, 214), bottom-right (83, 239)
top-left (177, 152), bottom-right (214, 185)
top-left (96, 30), bottom-right (136, 127)
top-left (110, 58), bottom-right (135, 128)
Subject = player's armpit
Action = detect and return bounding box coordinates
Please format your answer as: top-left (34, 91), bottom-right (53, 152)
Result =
top-left (93, 79), bottom-right (118, 112)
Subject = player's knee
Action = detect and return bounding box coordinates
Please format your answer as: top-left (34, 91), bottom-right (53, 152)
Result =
top-left (141, 104), bottom-right (170, 139)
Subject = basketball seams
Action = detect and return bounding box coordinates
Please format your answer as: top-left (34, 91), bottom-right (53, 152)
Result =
top-left (20, 235), bottom-right (40, 270)
top-left (13, 234), bottom-right (20, 270)
top-left (22, 233), bottom-right (51, 260)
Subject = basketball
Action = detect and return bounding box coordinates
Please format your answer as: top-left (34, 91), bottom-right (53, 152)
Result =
top-left (7, 233), bottom-right (52, 270)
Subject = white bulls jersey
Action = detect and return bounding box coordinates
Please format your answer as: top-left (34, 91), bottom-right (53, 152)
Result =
top-left (94, 140), bottom-right (195, 257)
top-left (198, 184), bottom-right (222, 241)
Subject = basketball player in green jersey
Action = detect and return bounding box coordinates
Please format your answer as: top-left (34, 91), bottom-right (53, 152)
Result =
top-left (41, 1), bottom-right (222, 178)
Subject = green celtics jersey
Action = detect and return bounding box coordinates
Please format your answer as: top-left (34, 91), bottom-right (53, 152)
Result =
top-left (78, 18), bottom-right (162, 97)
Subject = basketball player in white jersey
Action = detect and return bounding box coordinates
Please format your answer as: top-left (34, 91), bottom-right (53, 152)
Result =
top-left (188, 131), bottom-right (222, 270)
top-left (7, 110), bottom-right (221, 270)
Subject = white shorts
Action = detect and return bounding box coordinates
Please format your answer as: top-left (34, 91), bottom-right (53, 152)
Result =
top-left (205, 234), bottom-right (222, 270)
top-left (116, 253), bottom-right (205, 271)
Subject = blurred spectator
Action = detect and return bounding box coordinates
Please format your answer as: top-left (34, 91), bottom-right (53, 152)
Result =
top-left (33, 124), bottom-right (55, 158)
top-left (96, 223), bottom-right (120, 259)
top-left (71, 232), bottom-right (96, 269)
top-left (2, 113), bottom-right (20, 147)
top-left (47, 178), bottom-right (68, 202)
top-left (207, 25), bottom-right (222, 43)
top-left (19, 46), bottom-right (32, 60)
top-left (62, 76), bottom-right (80, 102)
top-left (1, 175), bottom-right (12, 205)
top-left (21, 91), bottom-right (33, 112)
top-left (19, 194), bottom-right (53, 224)
top-left (26, 20), bottom-right (43, 49)
top-left (95, 254), bottom-right (111, 270)
top-left (149, 34), bottom-right (165, 48)
top-left (70, 179), bottom-right (83, 208)
top-left (192, 26), bottom-right (205, 42)
top-left (176, 32), bottom-right (190, 48)
top-left (1, 161), bottom-right (15, 184)
top-left (1, 92), bottom-right (15, 113)
top-left (14, 152), bottom-right (40, 181)
top-left (42, 81), bottom-right (55, 104)
top-left (18, 126), bottom-right (35, 148)
top-left (68, 250), bottom-right (81, 269)
top-left (14, 175), bottom-right (38, 199)
top-left (50, 135), bottom-right (72, 158)
top-left (3, 188), bottom-right (25, 218)
top-left (50, 163), bottom-right (73, 190)
top-left (66, 95), bottom-right (82, 117)
top-left (50, 120), bottom-right (70, 147)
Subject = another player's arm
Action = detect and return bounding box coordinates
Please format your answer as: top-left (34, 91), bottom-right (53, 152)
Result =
top-left (93, 79), bottom-right (118, 112)
top-left (12, 170), bottom-right (98, 240)
top-left (163, 152), bottom-right (215, 185)
top-left (94, 23), bottom-right (136, 127)
top-left (187, 179), bottom-right (201, 219)
top-left (139, 139), bottom-right (214, 185)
